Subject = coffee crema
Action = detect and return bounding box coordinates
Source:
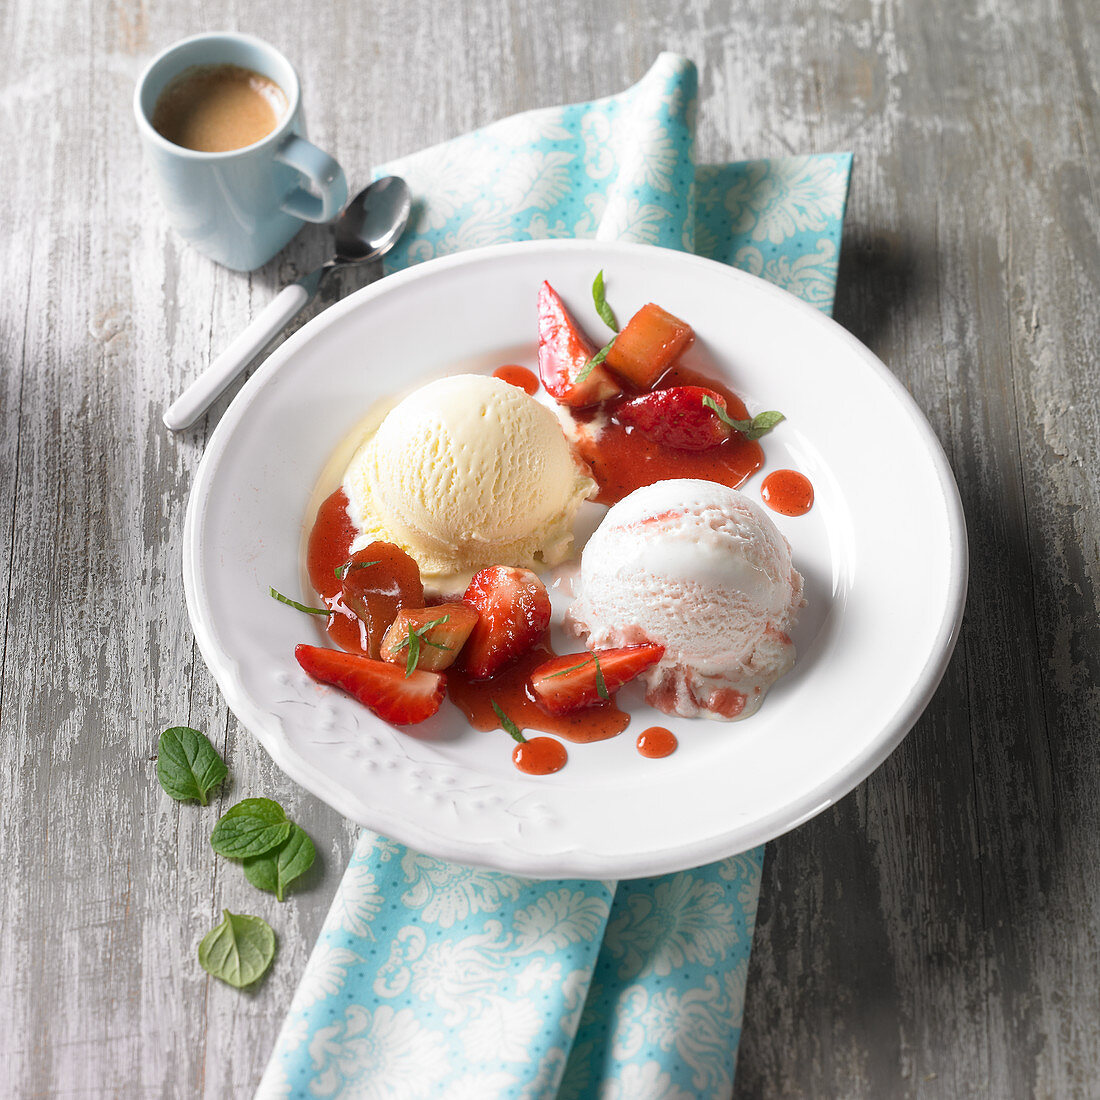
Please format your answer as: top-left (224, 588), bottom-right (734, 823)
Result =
top-left (152, 64), bottom-right (288, 153)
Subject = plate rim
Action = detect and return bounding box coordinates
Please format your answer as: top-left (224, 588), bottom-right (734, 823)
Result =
top-left (183, 238), bottom-right (969, 878)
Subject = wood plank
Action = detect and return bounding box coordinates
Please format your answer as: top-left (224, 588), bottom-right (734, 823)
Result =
top-left (0, 0), bottom-right (1096, 1094)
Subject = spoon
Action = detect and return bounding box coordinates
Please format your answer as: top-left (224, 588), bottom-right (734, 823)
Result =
top-left (163, 176), bottom-right (412, 432)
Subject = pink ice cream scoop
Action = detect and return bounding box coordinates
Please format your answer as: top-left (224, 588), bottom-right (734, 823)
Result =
top-left (567, 479), bottom-right (805, 720)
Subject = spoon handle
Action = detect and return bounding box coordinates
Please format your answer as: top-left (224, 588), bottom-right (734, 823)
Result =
top-left (163, 281), bottom-right (314, 432)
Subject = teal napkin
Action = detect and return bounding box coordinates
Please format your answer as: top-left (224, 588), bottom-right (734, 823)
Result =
top-left (258, 54), bottom-right (851, 1100)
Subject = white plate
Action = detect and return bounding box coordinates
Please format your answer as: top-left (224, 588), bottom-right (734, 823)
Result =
top-left (184, 239), bottom-right (967, 879)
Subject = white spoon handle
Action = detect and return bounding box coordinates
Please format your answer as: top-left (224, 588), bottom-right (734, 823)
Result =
top-left (163, 281), bottom-right (312, 432)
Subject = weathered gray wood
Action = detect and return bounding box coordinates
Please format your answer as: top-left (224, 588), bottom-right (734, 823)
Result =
top-left (0, 0), bottom-right (1096, 1096)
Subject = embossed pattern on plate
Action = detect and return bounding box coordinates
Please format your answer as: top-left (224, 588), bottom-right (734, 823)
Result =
top-left (183, 240), bottom-right (967, 878)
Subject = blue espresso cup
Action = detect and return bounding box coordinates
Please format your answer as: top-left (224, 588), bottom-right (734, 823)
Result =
top-left (134, 32), bottom-right (348, 271)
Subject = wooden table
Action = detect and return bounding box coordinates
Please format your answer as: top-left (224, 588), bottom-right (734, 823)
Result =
top-left (2, 0), bottom-right (1096, 1095)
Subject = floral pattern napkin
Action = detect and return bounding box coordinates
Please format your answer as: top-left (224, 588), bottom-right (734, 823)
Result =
top-left (258, 53), bottom-right (851, 1100)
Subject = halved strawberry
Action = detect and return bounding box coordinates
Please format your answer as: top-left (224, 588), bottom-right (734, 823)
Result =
top-left (295, 644), bottom-right (445, 724)
top-left (616, 386), bottom-right (731, 451)
top-left (528, 644), bottom-right (665, 715)
top-left (537, 281), bottom-right (622, 407)
top-left (462, 566), bottom-right (552, 680)
top-left (379, 601), bottom-right (479, 672)
top-left (339, 542), bottom-right (425, 658)
top-left (605, 302), bottom-right (695, 389)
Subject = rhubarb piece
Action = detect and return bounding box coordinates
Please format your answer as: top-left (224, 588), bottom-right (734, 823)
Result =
top-left (295, 644), bottom-right (446, 724)
top-left (379, 602), bottom-right (479, 673)
top-left (616, 386), bottom-right (732, 451)
top-left (528, 644), bottom-right (666, 715)
top-left (605, 303), bottom-right (695, 388)
top-left (462, 566), bottom-right (552, 680)
top-left (537, 281), bottom-right (621, 407)
top-left (338, 542), bottom-right (425, 658)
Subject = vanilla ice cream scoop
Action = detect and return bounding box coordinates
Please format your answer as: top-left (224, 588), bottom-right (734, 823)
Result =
top-left (567, 479), bottom-right (805, 720)
top-left (343, 374), bottom-right (595, 590)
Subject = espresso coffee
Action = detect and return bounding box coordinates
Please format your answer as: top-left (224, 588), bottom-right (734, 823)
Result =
top-left (152, 64), bottom-right (288, 153)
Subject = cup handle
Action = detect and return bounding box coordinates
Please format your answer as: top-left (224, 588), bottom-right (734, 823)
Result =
top-left (275, 133), bottom-right (348, 223)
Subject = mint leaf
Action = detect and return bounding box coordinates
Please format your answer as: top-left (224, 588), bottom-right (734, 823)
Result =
top-left (405, 627), bottom-right (421, 677)
top-left (391, 615), bottom-right (451, 677)
top-left (543, 657), bottom-right (592, 679)
top-left (701, 396), bottom-right (786, 440)
top-left (575, 336), bottom-right (616, 383)
top-left (210, 798), bottom-right (291, 859)
top-left (741, 410), bottom-right (786, 439)
top-left (156, 727), bottom-right (228, 806)
top-left (243, 824), bottom-right (316, 902)
top-left (593, 654), bottom-right (609, 700)
top-left (334, 560), bottom-right (379, 580)
top-left (198, 910), bottom-right (275, 988)
top-left (491, 701), bottom-right (526, 744)
top-left (592, 270), bottom-right (619, 332)
top-left (270, 587), bottom-right (329, 615)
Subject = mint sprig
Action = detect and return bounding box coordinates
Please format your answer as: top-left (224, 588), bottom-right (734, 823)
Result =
top-left (210, 798), bottom-right (292, 859)
top-left (542, 654), bottom-right (609, 700)
top-left (334, 560), bottom-right (380, 580)
top-left (198, 910), bottom-right (276, 988)
top-left (492, 701), bottom-right (527, 744)
top-left (575, 336), bottom-right (616, 383)
top-left (593, 654), bottom-right (608, 700)
top-left (543, 659), bottom-right (591, 679)
top-left (592, 270), bottom-right (619, 332)
top-left (701, 397), bottom-right (785, 441)
top-left (243, 823), bottom-right (316, 902)
top-left (156, 727), bottom-right (228, 805)
top-left (270, 587), bottom-right (330, 615)
top-left (392, 615), bottom-right (451, 677)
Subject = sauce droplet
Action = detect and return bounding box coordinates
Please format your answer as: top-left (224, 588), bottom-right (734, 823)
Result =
top-left (637, 726), bottom-right (678, 758)
top-left (513, 736), bottom-right (568, 775)
top-left (493, 364), bottom-right (540, 395)
top-left (761, 469), bottom-right (814, 516)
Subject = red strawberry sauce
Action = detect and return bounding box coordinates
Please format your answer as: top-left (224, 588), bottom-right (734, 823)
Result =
top-left (636, 726), bottom-right (678, 758)
top-left (307, 489), bottom-right (371, 653)
top-left (513, 737), bottom-right (568, 775)
top-left (571, 363), bottom-right (765, 505)
top-left (761, 469), bottom-right (814, 516)
top-left (307, 488), bottom-right (356, 601)
top-left (492, 364), bottom-right (540, 395)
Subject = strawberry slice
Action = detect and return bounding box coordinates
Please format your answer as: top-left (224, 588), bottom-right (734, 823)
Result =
top-left (616, 386), bottom-right (732, 451)
top-left (537, 281), bottom-right (622, 407)
top-left (462, 566), bottom-right (552, 680)
top-left (528, 644), bottom-right (666, 715)
top-left (295, 644), bottom-right (446, 724)
top-left (605, 302), bottom-right (695, 389)
top-left (379, 601), bottom-right (479, 672)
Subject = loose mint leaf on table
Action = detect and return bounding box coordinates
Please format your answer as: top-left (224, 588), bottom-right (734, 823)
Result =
top-left (210, 798), bottom-right (291, 859)
top-left (156, 727), bottom-right (228, 805)
top-left (701, 396), bottom-right (786, 441)
top-left (243, 823), bottom-right (316, 902)
top-left (592, 269), bottom-right (620, 332)
top-left (198, 910), bottom-right (276, 988)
